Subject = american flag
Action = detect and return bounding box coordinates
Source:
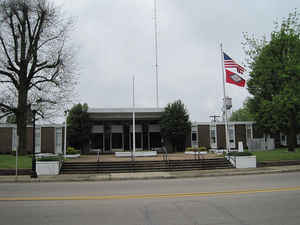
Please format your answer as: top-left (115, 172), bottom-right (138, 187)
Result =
top-left (223, 52), bottom-right (245, 74)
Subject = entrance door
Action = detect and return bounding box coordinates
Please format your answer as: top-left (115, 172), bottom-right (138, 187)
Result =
top-left (91, 133), bottom-right (103, 151)
top-left (104, 134), bottom-right (111, 152)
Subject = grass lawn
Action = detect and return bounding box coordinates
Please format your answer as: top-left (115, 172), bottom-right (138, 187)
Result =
top-left (252, 148), bottom-right (300, 162)
top-left (0, 154), bottom-right (32, 169)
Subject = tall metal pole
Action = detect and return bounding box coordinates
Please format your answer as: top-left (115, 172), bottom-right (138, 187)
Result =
top-left (154, 0), bottom-right (159, 108)
top-left (15, 131), bottom-right (18, 179)
top-left (64, 110), bottom-right (68, 159)
top-left (31, 109), bottom-right (38, 178)
top-left (132, 76), bottom-right (136, 161)
top-left (220, 43), bottom-right (230, 153)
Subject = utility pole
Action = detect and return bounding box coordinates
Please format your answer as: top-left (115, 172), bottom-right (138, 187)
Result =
top-left (210, 115), bottom-right (220, 122)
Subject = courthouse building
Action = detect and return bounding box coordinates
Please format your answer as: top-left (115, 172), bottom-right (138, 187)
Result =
top-left (0, 107), bottom-right (298, 154)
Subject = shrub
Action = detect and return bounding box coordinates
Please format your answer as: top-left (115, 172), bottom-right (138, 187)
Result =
top-left (37, 156), bottom-right (61, 161)
top-left (185, 146), bottom-right (208, 152)
top-left (227, 151), bottom-right (253, 156)
top-left (199, 146), bottom-right (207, 152)
top-left (66, 147), bottom-right (80, 155)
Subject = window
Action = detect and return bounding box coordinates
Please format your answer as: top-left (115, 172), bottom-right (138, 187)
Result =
top-left (192, 133), bottom-right (197, 141)
top-left (210, 125), bottom-right (217, 148)
top-left (191, 125), bottom-right (198, 147)
top-left (91, 133), bottom-right (103, 149)
top-left (228, 124), bottom-right (235, 148)
top-left (112, 133), bottom-right (122, 149)
top-left (280, 133), bottom-right (287, 146)
top-left (150, 132), bottom-right (161, 149)
top-left (297, 134), bottom-right (300, 145)
top-left (246, 124), bottom-right (253, 140)
top-left (35, 128), bottom-right (41, 153)
top-left (228, 125), bottom-right (234, 143)
top-left (55, 128), bottom-right (62, 154)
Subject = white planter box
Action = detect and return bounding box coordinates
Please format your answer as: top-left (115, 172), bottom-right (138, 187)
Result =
top-left (36, 161), bottom-right (60, 175)
top-left (184, 151), bottom-right (208, 155)
top-left (65, 154), bottom-right (80, 158)
top-left (115, 151), bottom-right (157, 157)
top-left (227, 156), bottom-right (257, 168)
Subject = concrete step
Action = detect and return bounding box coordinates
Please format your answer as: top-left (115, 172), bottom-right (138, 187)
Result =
top-left (61, 166), bottom-right (233, 174)
top-left (60, 158), bottom-right (233, 174)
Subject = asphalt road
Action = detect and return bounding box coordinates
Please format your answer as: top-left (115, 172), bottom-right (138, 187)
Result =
top-left (1, 172), bottom-right (300, 225)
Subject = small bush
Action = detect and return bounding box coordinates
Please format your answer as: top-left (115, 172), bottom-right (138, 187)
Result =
top-left (199, 146), bottom-right (207, 152)
top-left (186, 146), bottom-right (208, 152)
top-left (67, 147), bottom-right (80, 155)
top-left (37, 156), bottom-right (61, 161)
top-left (227, 151), bottom-right (253, 156)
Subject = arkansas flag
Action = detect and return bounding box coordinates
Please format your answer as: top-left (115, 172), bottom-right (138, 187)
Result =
top-left (225, 69), bottom-right (245, 87)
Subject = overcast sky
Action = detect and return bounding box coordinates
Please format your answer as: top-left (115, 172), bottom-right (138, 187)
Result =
top-left (52, 0), bottom-right (300, 122)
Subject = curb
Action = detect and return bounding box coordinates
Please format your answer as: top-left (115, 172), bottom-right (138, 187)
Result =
top-left (1, 166), bottom-right (300, 183)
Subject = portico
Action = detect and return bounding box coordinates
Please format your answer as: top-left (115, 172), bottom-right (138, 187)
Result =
top-left (88, 108), bottom-right (164, 153)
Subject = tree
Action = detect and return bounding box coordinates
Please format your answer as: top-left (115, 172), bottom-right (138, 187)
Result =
top-left (0, 0), bottom-right (76, 154)
top-left (243, 11), bottom-right (300, 151)
top-left (6, 114), bottom-right (16, 123)
top-left (160, 100), bottom-right (191, 152)
top-left (229, 98), bottom-right (254, 122)
top-left (67, 103), bottom-right (91, 154)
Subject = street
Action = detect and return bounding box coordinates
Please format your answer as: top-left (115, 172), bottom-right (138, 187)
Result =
top-left (1, 172), bottom-right (300, 225)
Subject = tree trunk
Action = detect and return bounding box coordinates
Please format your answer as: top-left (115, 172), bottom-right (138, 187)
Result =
top-left (287, 112), bottom-right (297, 152)
top-left (16, 88), bottom-right (29, 155)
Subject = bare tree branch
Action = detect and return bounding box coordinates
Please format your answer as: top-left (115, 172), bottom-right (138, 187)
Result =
top-left (8, 14), bottom-right (20, 66)
top-left (0, 0), bottom-right (77, 154)
top-left (0, 36), bottom-right (19, 73)
top-left (0, 111), bottom-right (12, 120)
top-left (0, 69), bottom-right (19, 88)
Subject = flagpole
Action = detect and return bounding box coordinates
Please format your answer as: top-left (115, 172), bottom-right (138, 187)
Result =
top-left (132, 76), bottom-right (136, 161)
top-left (220, 43), bottom-right (230, 153)
top-left (154, 0), bottom-right (159, 108)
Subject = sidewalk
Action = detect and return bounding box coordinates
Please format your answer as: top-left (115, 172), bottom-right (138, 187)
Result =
top-left (1, 165), bottom-right (300, 183)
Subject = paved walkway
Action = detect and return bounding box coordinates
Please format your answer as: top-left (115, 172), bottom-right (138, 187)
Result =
top-left (1, 165), bottom-right (300, 183)
top-left (67, 153), bottom-right (221, 162)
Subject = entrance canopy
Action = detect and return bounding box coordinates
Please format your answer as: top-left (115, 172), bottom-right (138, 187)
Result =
top-left (88, 108), bottom-right (164, 120)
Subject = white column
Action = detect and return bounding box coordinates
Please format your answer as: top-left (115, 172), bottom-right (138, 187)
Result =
top-left (132, 76), bottom-right (136, 160)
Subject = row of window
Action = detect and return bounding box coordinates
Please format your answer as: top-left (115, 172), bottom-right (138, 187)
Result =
top-left (192, 124), bottom-right (253, 148)
top-left (91, 132), bottom-right (162, 151)
top-left (12, 128), bottom-right (63, 153)
top-left (280, 133), bottom-right (300, 146)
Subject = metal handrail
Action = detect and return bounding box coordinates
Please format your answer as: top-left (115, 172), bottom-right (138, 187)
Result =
top-left (161, 146), bottom-right (168, 162)
top-left (227, 153), bottom-right (236, 168)
top-left (96, 149), bottom-right (101, 163)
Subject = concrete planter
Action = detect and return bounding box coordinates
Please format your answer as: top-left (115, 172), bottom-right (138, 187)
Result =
top-left (184, 151), bottom-right (208, 155)
top-left (227, 155), bottom-right (257, 168)
top-left (65, 154), bottom-right (80, 158)
top-left (115, 151), bottom-right (157, 157)
top-left (36, 161), bottom-right (60, 175)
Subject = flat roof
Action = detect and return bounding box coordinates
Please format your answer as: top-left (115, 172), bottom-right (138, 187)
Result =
top-left (88, 107), bottom-right (164, 113)
top-left (87, 107), bottom-right (164, 120)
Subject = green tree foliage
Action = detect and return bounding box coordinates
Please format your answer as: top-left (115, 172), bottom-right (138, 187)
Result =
top-left (229, 98), bottom-right (254, 122)
top-left (243, 11), bottom-right (300, 151)
top-left (6, 114), bottom-right (16, 124)
top-left (160, 100), bottom-right (191, 152)
top-left (67, 103), bottom-right (91, 154)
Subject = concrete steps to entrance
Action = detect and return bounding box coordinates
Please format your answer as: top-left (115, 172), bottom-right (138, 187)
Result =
top-left (60, 158), bottom-right (234, 174)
